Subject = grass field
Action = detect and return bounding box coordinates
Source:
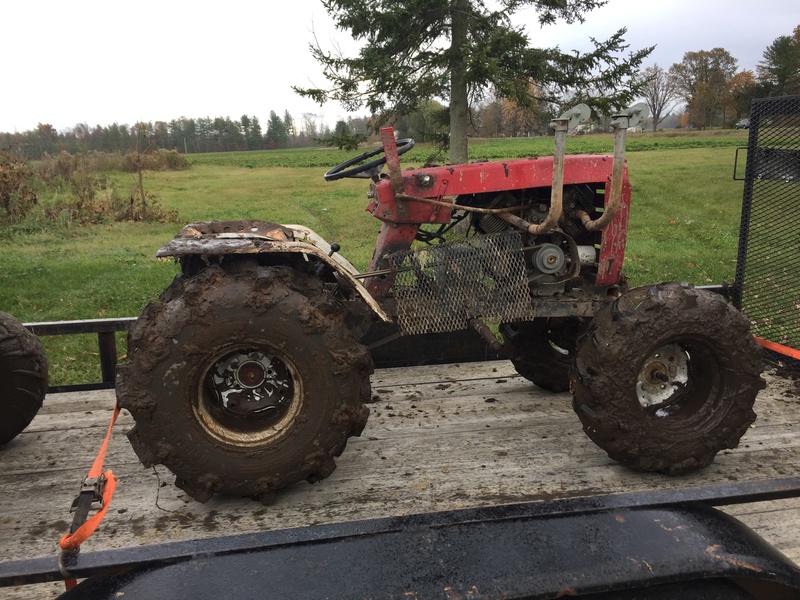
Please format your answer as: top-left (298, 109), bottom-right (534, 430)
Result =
top-left (0, 130), bottom-right (750, 385)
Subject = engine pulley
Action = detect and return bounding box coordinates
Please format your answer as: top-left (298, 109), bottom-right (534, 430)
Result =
top-left (533, 243), bottom-right (566, 274)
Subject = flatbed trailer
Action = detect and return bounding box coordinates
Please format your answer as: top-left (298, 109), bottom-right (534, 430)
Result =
top-left (1, 359), bottom-right (799, 598)
top-left (2, 95), bottom-right (799, 598)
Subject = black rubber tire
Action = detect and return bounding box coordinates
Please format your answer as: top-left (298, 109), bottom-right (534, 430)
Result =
top-left (116, 262), bottom-right (372, 503)
top-left (571, 283), bottom-right (765, 475)
top-left (500, 318), bottom-right (585, 393)
top-left (0, 311), bottom-right (48, 445)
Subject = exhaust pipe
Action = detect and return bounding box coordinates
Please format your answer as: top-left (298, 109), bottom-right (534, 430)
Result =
top-left (576, 103), bottom-right (649, 232)
top-left (500, 103), bottom-right (590, 235)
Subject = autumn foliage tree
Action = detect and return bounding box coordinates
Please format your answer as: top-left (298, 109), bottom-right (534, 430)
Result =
top-left (726, 70), bottom-right (758, 120)
top-left (670, 48), bottom-right (738, 129)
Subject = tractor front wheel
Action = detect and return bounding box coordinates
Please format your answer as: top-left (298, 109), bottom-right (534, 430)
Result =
top-left (116, 262), bottom-right (372, 503)
top-left (571, 283), bottom-right (765, 475)
top-left (0, 312), bottom-right (48, 445)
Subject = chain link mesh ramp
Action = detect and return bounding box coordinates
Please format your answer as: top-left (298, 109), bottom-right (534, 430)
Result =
top-left (387, 232), bottom-right (536, 335)
top-left (734, 95), bottom-right (800, 373)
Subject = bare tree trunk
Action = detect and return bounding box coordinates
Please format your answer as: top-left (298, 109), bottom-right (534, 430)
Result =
top-left (449, 0), bottom-right (469, 165)
top-left (137, 161), bottom-right (146, 220)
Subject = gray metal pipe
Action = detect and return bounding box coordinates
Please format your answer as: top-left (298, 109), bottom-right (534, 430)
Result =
top-left (498, 118), bottom-right (568, 235)
top-left (575, 123), bottom-right (626, 232)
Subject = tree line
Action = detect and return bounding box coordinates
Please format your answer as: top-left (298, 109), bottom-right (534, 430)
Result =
top-left (0, 112), bottom-right (376, 161)
top-left (471, 26), bottom-right (800, 137)
top-left (7, 0), bottom-right (652, 165)
top-left (3, 21), bottom-right (796, 161)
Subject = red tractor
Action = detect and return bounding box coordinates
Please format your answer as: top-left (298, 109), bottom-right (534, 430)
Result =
top-left (116, 105), bottom-right (765, 503)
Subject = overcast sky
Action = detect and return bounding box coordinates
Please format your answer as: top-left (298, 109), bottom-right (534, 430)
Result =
top-left (1, 0), bottom-right (797, 133)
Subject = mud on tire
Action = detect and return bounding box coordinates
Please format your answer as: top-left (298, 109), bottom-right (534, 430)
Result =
top-left (571, 283), bottom-right (765, 475)
top-left (116, 262), bottom-right (373, 503)
top-left (0, 311), bottom-right (48, 445)
top-left (501, 318), bottom-right (586, 393)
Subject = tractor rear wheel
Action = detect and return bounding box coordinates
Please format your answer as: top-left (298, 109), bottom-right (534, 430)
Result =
top-left (116, 262), bottom-right (372, 503)
top-left (0, 312), bottom-right (48, 445)
top-left (571, 283), bottom-right (765, 475)
top-left (500, 318), bottom-right (585, 392)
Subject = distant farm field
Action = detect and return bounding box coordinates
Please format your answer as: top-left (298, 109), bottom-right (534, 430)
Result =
top-left (187, 128), bottom-right (749, 168)
top-left (0, 131), bottom-right (750, 385)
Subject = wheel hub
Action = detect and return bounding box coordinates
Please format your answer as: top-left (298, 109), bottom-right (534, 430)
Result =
top-left (207, 350), bottom-right (292, 418)
top-left (636, 344), bottom-right (689, 410)
top-left (236, 360), bottom-right (268, 388)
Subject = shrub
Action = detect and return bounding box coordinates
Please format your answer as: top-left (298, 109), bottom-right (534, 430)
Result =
top-left (122, 149), bottom-right (189, 172)
top-left (0, 150), bottom-right (40, 222)
top-left (37, 148), bottom-right (190, 178)
top-left (116, 188), bottom-right (178, 223)
top-left (1, 151), bottom-right (180, 230)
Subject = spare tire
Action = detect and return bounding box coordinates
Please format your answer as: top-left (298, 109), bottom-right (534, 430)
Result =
top-left (571, 283), bottom-right (765, 475)
top-left (116, 261), bottom-right (372, 504)
top-left (0, 311), bottom-right (48, 445)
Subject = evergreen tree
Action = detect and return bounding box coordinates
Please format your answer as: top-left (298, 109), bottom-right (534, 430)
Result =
top-left (283, 110), bottom-right (295, 146)
top-left (249, 115), bottom-right (263, 150)
top-left (757, 28), bottom-right (800, 96)
top-left (319, 119), bottom-right (366, 151)
top-left (240, 115), bottom-right (252, 149)
top-left (295, 0), bottom-right (652, 163)
top-left (265, 110), bottom-right (288, 149)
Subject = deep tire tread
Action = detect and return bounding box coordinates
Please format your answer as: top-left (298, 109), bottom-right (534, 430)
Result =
top-left (571, 283), bottom-right (765, 475)
top-left (0, 312), bottom-right (48, 445)
top-left (117, 263), bottom-right (373, 501)
top-left (501, 318), bottom-right (584, 393)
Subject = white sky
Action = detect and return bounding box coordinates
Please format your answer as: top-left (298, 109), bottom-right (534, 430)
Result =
top-left (1, 0), bottom-right (797, 133)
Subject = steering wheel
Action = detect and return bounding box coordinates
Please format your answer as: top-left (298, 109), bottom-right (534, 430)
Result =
top-left (323, 138), bottom-right (415, 181)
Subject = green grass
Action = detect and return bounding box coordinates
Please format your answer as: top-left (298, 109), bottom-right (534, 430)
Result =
top-left (469, 129), bottom-right (748, 159)
top-left (623, 147), bottom-right (745, 285)
top-left (183, 129), bottom-right (748, 167)
top-left (0, 134), bottom-right (751, 385)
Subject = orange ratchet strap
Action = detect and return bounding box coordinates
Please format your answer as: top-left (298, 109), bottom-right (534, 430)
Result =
top-left (58, 404), bottom-right (121, 590)
top-left (755, 337), bottom-right (800, 361)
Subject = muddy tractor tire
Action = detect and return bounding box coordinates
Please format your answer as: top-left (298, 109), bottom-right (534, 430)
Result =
top-left (571, 283), bottom-right (765, 475)
top-left (500, 318), bottom-right (585, 393)
top-left (0, 311), bottom-right (48, 445)
top-left (116, 261), bottom-right (372, 504)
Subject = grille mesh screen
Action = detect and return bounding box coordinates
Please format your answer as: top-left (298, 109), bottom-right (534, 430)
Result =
top-left (388, 232), bottom-right (535, 335)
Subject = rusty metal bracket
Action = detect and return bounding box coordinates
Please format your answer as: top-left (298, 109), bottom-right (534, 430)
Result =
top-left (24, 318), bottom-right (136, 393)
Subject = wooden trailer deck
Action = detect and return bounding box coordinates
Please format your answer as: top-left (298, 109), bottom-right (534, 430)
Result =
top-left (1, 360), bottom-right (799, 599)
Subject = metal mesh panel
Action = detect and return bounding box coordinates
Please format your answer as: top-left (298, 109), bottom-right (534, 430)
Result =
top-left (388, 232), bottom-right (535, 335)
top-left (735, 95), bottom-right (800, 371)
